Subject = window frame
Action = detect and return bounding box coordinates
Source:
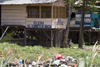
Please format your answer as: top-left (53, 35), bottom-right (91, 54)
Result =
top-left (27, 6), bottom-right (66, 18)
top-left (41, 6), bottom-right (52, 18)
top-left (27, 6), bottom-right (40, 18)
top-left (27, 6), bottom-right (52, 18)
top-left (53, 6), bottom-right (66, 18)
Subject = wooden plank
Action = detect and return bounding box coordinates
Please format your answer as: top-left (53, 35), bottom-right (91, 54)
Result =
top-left (2, 19), bottom-right (25, 23)
top-left (2, 5), bottom-right (26, 10)
top-left (1, 22), bottom-right (25, 24)
top-left (1, 16), bottom-right (26, 20)
top-left (2, 13), bottom-right (27, 16)
top-left (26, 18), bottom-right (52, 22)
top-left (26, 4), bottom-right (52, 6)
top-left (1, 14), bottom-right (27, 17)
top-left (1, 23), bottom-right (25, 26)
top-left (2, 9), bottom-right (26, 13)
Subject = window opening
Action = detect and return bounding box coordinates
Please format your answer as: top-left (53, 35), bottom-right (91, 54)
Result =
top-left (27, 6), bottom-right (39, 18)
top-left (41, 6), bottom-right (51, 18)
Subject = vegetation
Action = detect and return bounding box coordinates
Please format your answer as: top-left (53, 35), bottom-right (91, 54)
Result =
top-left (0, 42), bottom-right (100, 66)
top-left (0, 32), bottom-right (13, 43)
top-left (77, 41), bottom-right (100, 67)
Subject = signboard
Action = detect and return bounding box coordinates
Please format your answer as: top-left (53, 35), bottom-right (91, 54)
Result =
top-left (56, 19), bottom-right (63, 25)
top-left (27, 21), bottom-right (51, 28)
top-left (75, 11), bottom-right (91, 27)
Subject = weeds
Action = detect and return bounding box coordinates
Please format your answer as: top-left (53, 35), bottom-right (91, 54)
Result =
top-left (0, 32), bottom-right (13, 43)
top-left (0, 42), bottom-right (100, 67)
top-left (77, 41), bottom-right (100, 67)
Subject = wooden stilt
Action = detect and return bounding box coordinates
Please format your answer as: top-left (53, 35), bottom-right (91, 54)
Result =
top-left (59, 30), bottom-right (63, 47)
top-left (0, 28), bottom-right (2, 37)
top-left (0, 26), bottom-right (9, 41)
top-left (24, 28), bottom-right (26, 46)
top-left (43, 31), bottom-right (51, 40)
top-left (55, 30), bottom-right (61, 47)
top-left (58, 30), bottom-right (61, 47)
top-left (89, 31), bottom-right (91, 45)
top-left (51, 30), bottom-right (53, 47)
top-left (55, 30), bottom-right (57, 47)
top-left (98, 31), bottom-right (100, 44)
top-left (1, 28), bottom-right (3, 35)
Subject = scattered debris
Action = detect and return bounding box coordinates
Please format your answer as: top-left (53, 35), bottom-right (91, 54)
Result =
top-left (2, 54), bottom-right (77, 67)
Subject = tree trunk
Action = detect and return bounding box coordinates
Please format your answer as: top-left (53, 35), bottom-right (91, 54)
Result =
top-left (78, 0), bottom-right (85, 48)
top-left (63, 2), bottom-right (72, 48)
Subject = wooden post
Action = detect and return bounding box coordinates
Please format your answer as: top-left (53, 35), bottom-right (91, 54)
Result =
top-left (40, 5), bottom-right (41, 18)
top-left (58, 30), bottom-right (61, 47)
top-left (98, 31), bottom-right (100, 44)
top-left (51, 30), bottom-right (53, 47)
top-left (0, 26), bottom-right (9, 41)
top-left (24, 28), bottom-right (26, 46)
top-left (60, 30), bottom-right (63, 47)
top-left (55, 30), bottom-right (61, 47)
top-left (0, 28), bottom-right (2, 37)
top-left (0, 5), bottom-right (1, 26)
top-left (55, 30), bottom-right (57, 47)
top-left (89, 31), bottom-right (91, 45)
top-left (52, 5), bottom-right (53, 18)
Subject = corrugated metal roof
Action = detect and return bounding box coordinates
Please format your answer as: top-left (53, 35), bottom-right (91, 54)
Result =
top-left (0, 0), bottom-right (57, 5)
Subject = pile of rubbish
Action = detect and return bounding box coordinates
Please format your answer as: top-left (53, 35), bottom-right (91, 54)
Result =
top-left (5, 54), bottom-right (77, 67)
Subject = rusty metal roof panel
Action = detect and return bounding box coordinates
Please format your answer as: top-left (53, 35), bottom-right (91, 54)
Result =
top-left (0, 0), bottom-right (57, 5)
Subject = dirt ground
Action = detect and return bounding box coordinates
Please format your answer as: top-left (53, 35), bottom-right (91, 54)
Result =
top-left (73, 46), bottom-right (100, 54)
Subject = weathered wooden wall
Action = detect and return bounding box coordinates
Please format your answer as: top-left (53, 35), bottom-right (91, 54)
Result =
top-left (1, 5), bottom-right (26, 26)
top-left (1, 5), bottom-right (66, 29)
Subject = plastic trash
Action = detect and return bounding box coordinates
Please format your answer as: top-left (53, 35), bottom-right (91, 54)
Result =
top-left (32, 61), bottom-right (36, 66)
top-left (66, 56), bottom-right (76, 63)
top-left (54, 54), bottom-right (63, 59)
top-left (19, 60), bottom-right (24, 67)
top-left (28, 64), bottom-right (32, 67)
top-left (19, 60), bottom-right (22, 64)
top-left (60, 59), bottom-right (66, 62)
top-left (69, 63), bottom-right (77, 67)
top-left (60, 64), bottom-right (68, 67)
top-left (53, 60), bottom-right (60, 65)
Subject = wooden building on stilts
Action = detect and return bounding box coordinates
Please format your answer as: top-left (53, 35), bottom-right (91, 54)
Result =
top-left (0, 0), bottom-right (66, 47)
top-left (68, 1), bottom-right (100, 45)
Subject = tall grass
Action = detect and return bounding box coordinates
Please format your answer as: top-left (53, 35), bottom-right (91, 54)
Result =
top-left (77, 41), bottom-right (99, 67)
top-left (0, 32), bottom-right (13, 43)
top-left (0, 42), bottom-right (99, 67)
